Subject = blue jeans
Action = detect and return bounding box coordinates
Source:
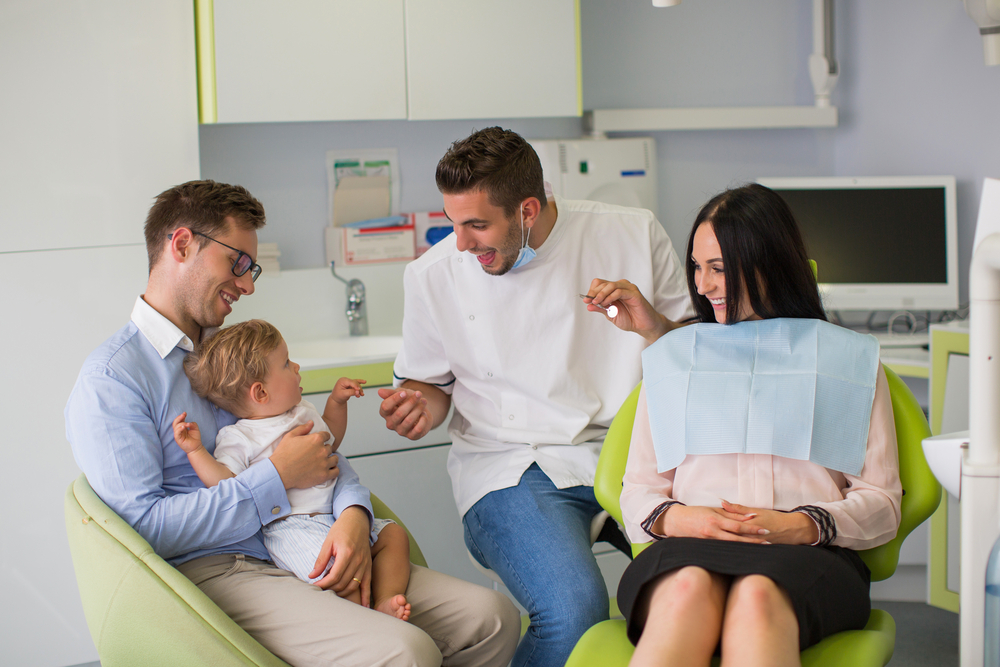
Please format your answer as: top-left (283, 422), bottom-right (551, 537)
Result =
top-left (462, 464), bottom-right (610, 667)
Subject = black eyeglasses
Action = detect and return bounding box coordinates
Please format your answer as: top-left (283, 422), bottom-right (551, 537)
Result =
top-left (169, 230), bottom-right (262, 282)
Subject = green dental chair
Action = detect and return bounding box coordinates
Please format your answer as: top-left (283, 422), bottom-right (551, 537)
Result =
top-left (564, 366), bottom-right (940, 667)
top-left (65, 474), bottom-right (428, 667)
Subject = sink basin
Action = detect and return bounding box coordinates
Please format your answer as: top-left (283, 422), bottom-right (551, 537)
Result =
top-left (287, 336), bottom-right (403, 371)
top-left (922, 430), bottom-right (968, 499)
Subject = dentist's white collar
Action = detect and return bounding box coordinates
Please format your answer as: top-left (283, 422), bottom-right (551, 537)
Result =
top-left (130, 296), bottom-right (207, 359)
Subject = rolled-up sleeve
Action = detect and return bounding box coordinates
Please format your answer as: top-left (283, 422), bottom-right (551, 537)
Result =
top-left (393, 262), bottom-right (456, 393)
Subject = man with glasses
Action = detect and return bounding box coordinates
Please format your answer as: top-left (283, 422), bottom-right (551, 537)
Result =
top-left (66, 180), bottom-right (518, 667)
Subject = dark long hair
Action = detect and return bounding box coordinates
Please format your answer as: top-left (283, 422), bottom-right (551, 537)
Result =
top-left (685, 183), bottom-right (826, 324)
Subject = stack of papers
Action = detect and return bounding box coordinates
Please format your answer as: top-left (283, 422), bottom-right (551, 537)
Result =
top-left (257, 243), bottom-right (281, 275)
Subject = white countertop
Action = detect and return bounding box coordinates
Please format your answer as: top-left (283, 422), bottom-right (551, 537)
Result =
top-left (287, 335), bottom-right (403, 371)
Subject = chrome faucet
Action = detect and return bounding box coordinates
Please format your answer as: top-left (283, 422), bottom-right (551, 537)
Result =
top-left (330, 262), bottom-right (368, 336)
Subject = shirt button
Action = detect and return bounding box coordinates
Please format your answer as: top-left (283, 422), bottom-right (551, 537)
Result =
top-left (271, 506), bottom-right (281, 515)
top-left (469, 315), bottom-right (475, 321)
top-left (509, 414), bottom-right (515, 420)
top-left (487, 372), bottom-right (493, 377)
top-left (458, 257), bottom-right (463, 263)
top-left (531, 444), bottom-right (538, 450)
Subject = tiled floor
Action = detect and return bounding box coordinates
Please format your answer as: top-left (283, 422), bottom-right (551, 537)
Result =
top-left (67, 601), bottom-right (960, 667)
top-left (873, 601), bottom-right (959, 666)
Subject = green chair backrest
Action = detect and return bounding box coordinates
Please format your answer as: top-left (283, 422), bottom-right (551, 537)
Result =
top-left (65, 474), bottom-right (427, 666)
top-left (595, 366), bottom-right (941, 578)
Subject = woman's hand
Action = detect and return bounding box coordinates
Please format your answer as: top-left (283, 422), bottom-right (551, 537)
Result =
top-left (654, 504), bottom-right (771, 543)
top-left (584, 278), bottom-right (678, 344)
top-left (720, 501), bottom-right (820, 546)
top-left (309, 506), bottom-right (373, 606)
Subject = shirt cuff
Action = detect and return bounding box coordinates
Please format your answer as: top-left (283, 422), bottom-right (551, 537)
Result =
top-left (641, 500), bottom-right (685, 540)
top-left (331, 491), bottom-right (374, 529)
top-left (791, 505), bottom-right (836, 546)
top-left (239, 458), bottom-right (290, 526)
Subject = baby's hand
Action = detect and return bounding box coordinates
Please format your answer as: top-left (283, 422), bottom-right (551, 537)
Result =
top-left (330, 378), bottom-right (366, 405)
top-left (172, 412), bottom-right (204, 454)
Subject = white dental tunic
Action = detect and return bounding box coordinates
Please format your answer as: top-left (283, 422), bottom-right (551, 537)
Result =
top-left (394, 195), bottom-right (694, 516)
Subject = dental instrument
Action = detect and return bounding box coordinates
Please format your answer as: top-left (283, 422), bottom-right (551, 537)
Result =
top-left (579, 294), bottom-right (618, 318)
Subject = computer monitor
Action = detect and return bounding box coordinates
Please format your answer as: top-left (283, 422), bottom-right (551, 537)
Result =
top-left (757, 176), bottom-right (959, 311)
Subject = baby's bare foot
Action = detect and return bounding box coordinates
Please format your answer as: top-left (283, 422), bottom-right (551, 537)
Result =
top-left (374, 594), bottom-right (411, 622)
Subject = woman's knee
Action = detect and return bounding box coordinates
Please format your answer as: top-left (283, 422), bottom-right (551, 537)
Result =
top-left (633, 566), bottom-right (720, 629)
top-left (726, 575), bottom-right (795, 625)
top-left (654, 566), bottom-right (717, 605)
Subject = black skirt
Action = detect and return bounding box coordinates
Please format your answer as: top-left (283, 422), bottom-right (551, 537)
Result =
top-left (617, 538), bottom-right (872, 650)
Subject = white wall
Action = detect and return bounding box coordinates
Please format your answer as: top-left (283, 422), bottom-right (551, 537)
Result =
top-left (0, 2), bottom-right (199, 666)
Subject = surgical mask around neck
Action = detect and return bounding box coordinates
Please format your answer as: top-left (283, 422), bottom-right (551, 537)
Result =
top-left (511, 207), bottom-right (536, 270)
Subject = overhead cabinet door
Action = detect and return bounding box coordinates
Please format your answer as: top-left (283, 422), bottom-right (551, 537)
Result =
top-left (404, 0), bottom-right (580, 120)
top-left (211, 0), bottom-right (408, 123)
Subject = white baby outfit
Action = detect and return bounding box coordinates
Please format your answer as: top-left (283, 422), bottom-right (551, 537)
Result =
top-left (214, 399), bottom-right (390, 582)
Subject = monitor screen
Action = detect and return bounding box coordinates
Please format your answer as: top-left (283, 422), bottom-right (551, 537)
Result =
top-left (757, 176), bottom-right (958, 311)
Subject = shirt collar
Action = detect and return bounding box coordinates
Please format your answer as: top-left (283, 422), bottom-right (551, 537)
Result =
top-left (131, 296), bottom-right (195, 358)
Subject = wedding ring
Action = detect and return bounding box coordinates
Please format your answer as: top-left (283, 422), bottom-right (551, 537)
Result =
top-left (353, 577), bottom-right (362, 584)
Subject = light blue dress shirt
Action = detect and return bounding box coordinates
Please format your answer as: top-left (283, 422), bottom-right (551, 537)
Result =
top-left (66, 297), bottom-right (373, 566)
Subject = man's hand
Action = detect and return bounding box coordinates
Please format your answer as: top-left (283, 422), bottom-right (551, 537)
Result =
top-left (654, 504), bottom-right (771, 543)
top-left (378, 388), bottom-right (433, 441)
top-left (584, 278), bottom-right (679, 344)
top-left (310, 506), bottom-right (374, 607)
top-left (720, 500), bottom-right (820, 546)
top-left (269, 421), bottom-right (339, 490)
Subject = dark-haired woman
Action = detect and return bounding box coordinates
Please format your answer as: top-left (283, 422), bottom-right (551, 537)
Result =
top-left (585, 184), bottom-right (901, 667)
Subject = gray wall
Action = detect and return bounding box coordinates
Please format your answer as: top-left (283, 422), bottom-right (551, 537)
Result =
top-left (202, 0), bottom-right (1000, 307)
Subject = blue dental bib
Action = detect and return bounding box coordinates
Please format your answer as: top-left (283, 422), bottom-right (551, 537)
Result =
top-left (641, 319), bottom-right (880, 475)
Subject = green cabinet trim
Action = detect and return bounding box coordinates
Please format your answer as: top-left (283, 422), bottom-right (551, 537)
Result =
top-left (194, 0), bottom-right (217, 123)
top-left (300, 361), bottom-right (394, 394)
top-left (927, 326), bottom-right (968, 613)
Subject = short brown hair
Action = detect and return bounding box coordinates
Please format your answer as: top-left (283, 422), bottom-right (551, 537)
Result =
top-left (435, 127), bottom-right (547, 218)
top-left (184, 319), bottom-right (283, 416)
top-left (144, 180), bottom-right (267, 272)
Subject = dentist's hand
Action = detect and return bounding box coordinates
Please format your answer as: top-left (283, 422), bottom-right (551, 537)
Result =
top-left (378, 388), bottom-right (433, 441)
top-left (585, 278), bottom-right (679, 344)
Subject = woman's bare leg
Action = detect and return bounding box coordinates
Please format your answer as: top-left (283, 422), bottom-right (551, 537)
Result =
top-left (628, 566), bottom-right (730, 667)
top-left (720, 575), bottom-right (800, 667)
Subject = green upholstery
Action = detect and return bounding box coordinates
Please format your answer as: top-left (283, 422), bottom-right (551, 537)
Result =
top-left (567, 365), bottom-right (940, 667)
top-left (65, 474), bottom-right (427, 666)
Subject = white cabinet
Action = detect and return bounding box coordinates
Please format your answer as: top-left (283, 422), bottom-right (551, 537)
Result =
top-left (307, 384), bottom-right (630, 606)
top-left (347, 444), bottom-right (631, 610)
top-left (212, 0), bottom-right (408, 123)
top-left (404, 0), bottom-right (580, 120)
top-left (0, 0), bottom-right (199, 252)
top-left (204, 0), bottom-right (579, 123)
top-left (306, 388), bottom-right (453, 456)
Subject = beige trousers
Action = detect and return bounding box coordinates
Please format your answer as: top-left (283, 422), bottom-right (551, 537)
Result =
top-left (178, 554), bottom-right (519, 667)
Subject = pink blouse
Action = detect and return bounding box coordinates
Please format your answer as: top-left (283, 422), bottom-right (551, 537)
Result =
top-left (620, 365), bottom-right (902, 550)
